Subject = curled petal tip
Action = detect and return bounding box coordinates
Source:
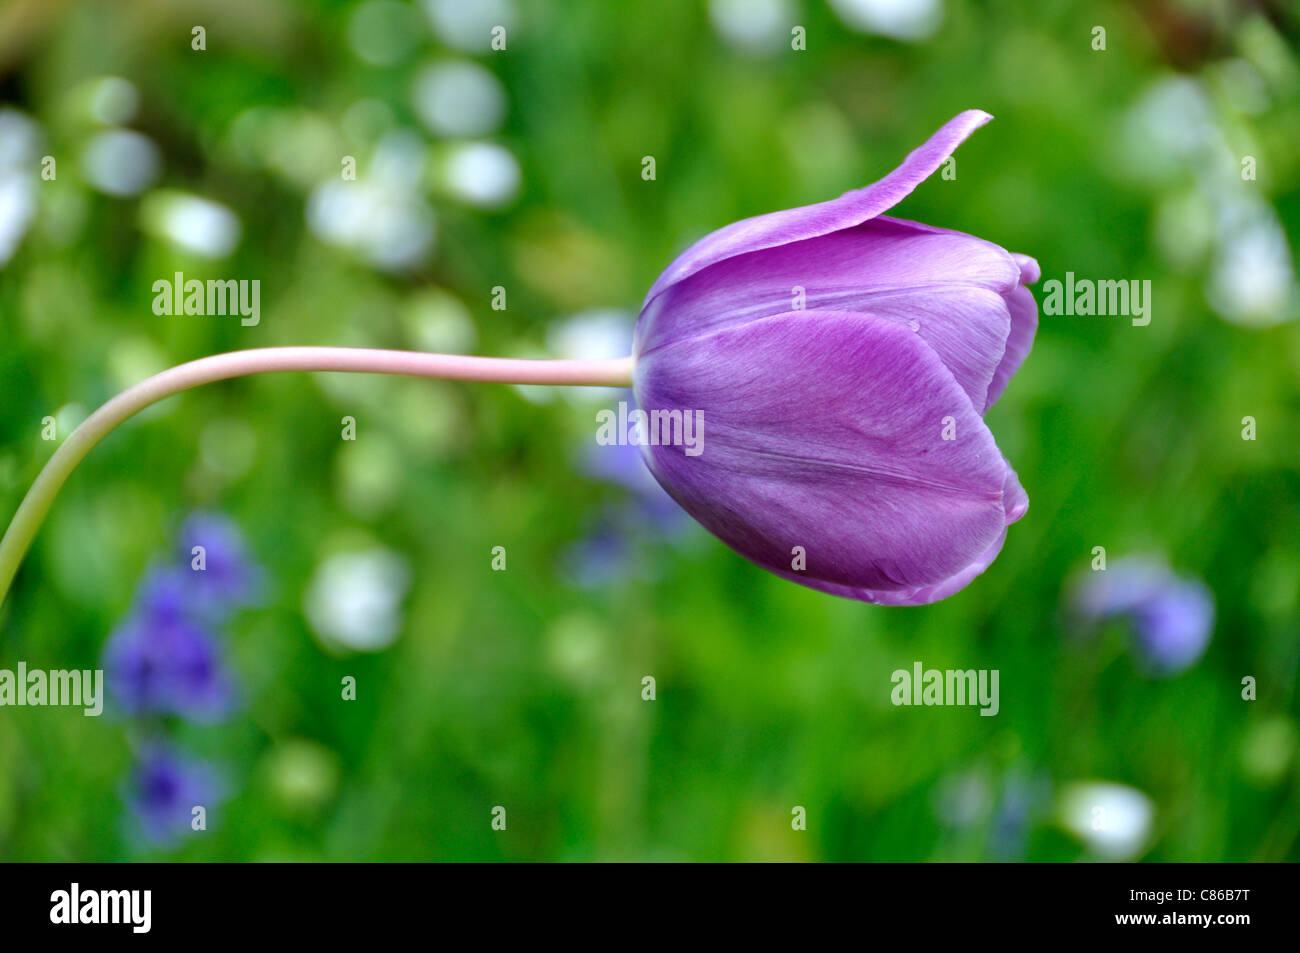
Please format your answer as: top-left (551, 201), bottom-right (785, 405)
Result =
top-left (1013, 253), bottom-right (1041, 285)
top-left (921, 110), bottom-right (993, 149)
top-left (643, 110), bottom-right (1000, 307)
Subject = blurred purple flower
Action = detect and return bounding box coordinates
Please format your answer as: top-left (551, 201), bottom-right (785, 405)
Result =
top-left (1072, 556), bottom-right (1215, 676)
top-left (103, 590), bottom-right (237, 720)
top-left (582, 407), bottom-right (654, 490)
top-left (101, 512), bottom-right (260, 719)
top-left (105, 513), bottom-right (257, 846)
top-left (176, 511), bottom-right (263, 616)
top-left (568, 404), bottom-right (695, 587)
top-left (632, 111), bottom-right (1038, 605)
top-left (561, 519), bottom-right (633, 589)
top-left (133, 564), bottom-right (191, 621)
top-left (126, 745), bottom-right (223, 847)
top-left (582, 410), bottom-right (690, 536)
top-left (1072, 557), bottom-right (1168, 618)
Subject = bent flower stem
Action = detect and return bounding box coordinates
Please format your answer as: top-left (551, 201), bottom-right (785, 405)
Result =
top-left (0, 346), bottom-right (636, 609)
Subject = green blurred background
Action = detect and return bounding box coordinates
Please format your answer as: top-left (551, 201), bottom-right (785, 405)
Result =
top-left (0, 0), bottom-right (1298, 861)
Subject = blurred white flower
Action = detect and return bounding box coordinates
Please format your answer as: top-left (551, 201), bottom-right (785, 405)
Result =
top-left (439, 141), bottom-right (520, 207)
top-left (0, 110), bottom-right (42, 266)
top-left (828, 0), bottom-right (942, 41)
top-left (412, 60), bottom-right (506, 137)
top-left (139, 190), bottom-right (241, 258)
top-left (0, 108), bottom-right (42, 167)
top-left (709, 0), bottom-right (793, 53)
top-left (1207, 195), bottom-right (1297, 327)
top-left (1123, 77), bottom-right (1217, 177)
top-left (547, 308), bottom-right (634, 363)
top-left (1125, 75), bottom-right (1298, 328)
top-left (0, 172), bottom-right (37, 267)
top-left (81, 129), bottom-right (160, 197)
top-left (421, 0), bottom-right (516, 54)
top-left (1059, 782), bottom-right (1153, 860)
top-left (304, 548), bottom-right (411, 652)
top-left (309, 180), bottom-right (436, 271)
top-left (307, 130), bottom-right (436, 271)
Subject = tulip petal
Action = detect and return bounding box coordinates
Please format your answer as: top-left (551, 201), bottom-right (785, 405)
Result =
top-left (634, 309), bottom-right (1013, 594)
top-left (773, 525), bottom-right (1009, 606)
top-left (637, 216), bottom-right (1019, 411)
top-left (750, 439), bottom-right (1026, 607)
top-left (643, 110), bottom-right (995, 307)
top-left (985, 281), bottom-right (1038, 411)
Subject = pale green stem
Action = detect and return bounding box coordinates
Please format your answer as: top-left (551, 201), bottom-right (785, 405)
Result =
top-left (0, 346), bottom-right (635, 608)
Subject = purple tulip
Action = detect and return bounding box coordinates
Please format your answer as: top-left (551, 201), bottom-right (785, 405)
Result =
top-left (632, 111), bottom-right (1038, 605)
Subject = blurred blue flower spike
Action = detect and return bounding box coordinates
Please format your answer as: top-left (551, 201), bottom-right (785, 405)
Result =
top-left (1072, 556), bottom-right (1215, 677)
top-left (126, 744), bottom-right (224, 848)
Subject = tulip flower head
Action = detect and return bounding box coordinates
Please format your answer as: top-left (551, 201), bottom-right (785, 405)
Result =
top-left (633, 111), bottom-right (1038, 605)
